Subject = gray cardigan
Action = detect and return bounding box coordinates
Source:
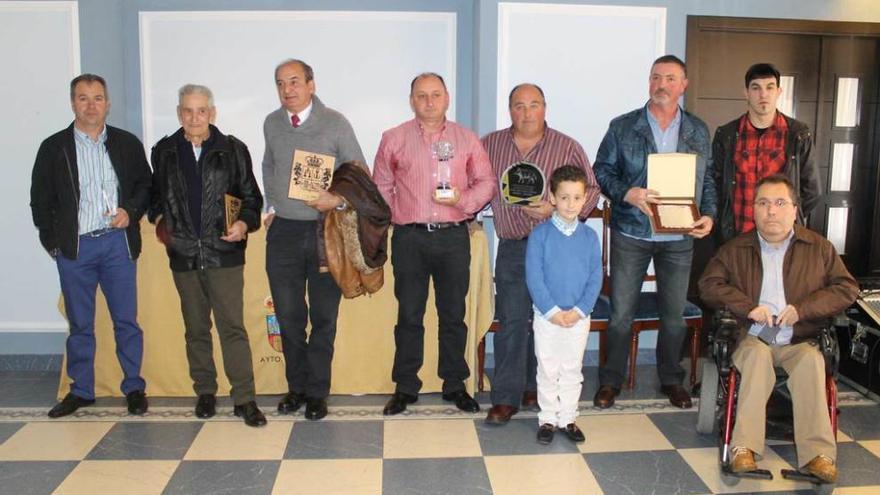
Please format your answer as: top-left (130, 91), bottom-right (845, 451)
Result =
top-left (261, 95), bottom-right (365, 220)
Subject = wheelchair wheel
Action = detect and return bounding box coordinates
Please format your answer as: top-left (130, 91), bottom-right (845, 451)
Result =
top-left (720, 468), bottom-right (741, 487)
top-left (696, 357), bottom-right (718, 434)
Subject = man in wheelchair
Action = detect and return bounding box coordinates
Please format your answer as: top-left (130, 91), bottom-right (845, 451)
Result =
top-left (698, 174), bottom-right (858, 484)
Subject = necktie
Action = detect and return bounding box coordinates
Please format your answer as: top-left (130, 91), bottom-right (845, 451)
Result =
top-left (291, 114), bottom-right (300, 128)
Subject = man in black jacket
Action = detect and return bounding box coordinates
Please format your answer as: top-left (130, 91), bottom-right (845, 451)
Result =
top-left (712, 63), bottom-right (820, 244)
top-left (30, 74), bottom-right (151, 418)
top-left (149, 84), bottom-right (266, 427)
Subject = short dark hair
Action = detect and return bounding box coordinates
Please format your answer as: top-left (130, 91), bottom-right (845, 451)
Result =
top-left (508, 83), bottom-right (546, 108)
top-left (755, 174), bottom-right (799, 205)
top-left (70, 73), bottom-right (107, 100)
top-left (549, 165), bottom-right (588, 194)
top-left (275, 59), bottom-right (314, 82)
top-left (652, 55), bottom-right (687, 77)
top-left (744, 63), bottom-right (781, 87)
top-left (410, 72), bottom-right (446, 95)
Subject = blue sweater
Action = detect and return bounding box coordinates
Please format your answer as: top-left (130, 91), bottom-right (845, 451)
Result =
top-left (525, 220), bottom-right (603, 319)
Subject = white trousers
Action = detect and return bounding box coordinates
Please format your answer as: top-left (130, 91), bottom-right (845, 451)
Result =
top-left (533, 310), bottom-right (590, 427)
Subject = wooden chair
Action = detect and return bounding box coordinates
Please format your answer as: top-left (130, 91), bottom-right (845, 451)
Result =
top-left (477, 207), bottom-right (609, 392)
top-left (597, 204), bottom-right (702, 390)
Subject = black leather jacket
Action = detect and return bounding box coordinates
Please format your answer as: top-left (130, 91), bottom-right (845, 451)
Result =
top-left (149, 126), bottom-right (263, 271)
top-left (30, 123), bottom-right (151, 260)
top-left (712, 113), bottom-right (820, 244)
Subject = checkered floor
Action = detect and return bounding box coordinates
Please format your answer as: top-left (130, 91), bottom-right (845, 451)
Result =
top-left (1, 370), bottom-right (879, 494)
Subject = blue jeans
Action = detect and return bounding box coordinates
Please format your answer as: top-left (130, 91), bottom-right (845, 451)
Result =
top-left (599, 230), bottom-right (693, 388)
top-left (266, 218), bottom-right (341, 399)
top-left (490, 238), bottom-right (537, 406)
top-left (56, 229), bottom-right (145, 400)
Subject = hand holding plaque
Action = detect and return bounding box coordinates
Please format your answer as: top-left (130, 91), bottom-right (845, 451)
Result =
top-left (646, 153), bottom-right (699, 233)
top-left (224, 193), bottom-right (243, 236)
top-left (289, 150), bottom-right (336, 201)
top-left (500, 162), bottom-right (545, 205)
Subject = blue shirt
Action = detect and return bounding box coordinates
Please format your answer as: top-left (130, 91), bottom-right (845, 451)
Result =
top-left (525, 218), bottom-right (603, 320)
top-left (748, 230), bottom-right (795, 345)
top-left (74, 125), bottom-right (119, 234)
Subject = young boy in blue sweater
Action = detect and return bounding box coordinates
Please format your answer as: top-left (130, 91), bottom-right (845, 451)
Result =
top-left (525, 165), bottom-right (603, 445)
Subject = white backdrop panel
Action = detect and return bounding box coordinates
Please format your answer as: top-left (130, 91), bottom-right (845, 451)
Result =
top-left (0, 1), bottom-right (79, 333)
top-left (140, 10), bottom-right (457, 185)
top-left (497, 2), bottom-right (666, 161)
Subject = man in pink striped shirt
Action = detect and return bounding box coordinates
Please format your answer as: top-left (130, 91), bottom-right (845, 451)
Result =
top-left (482, 83), bottom-right (600, 425)
top-left (373, 73), bottom-right (496, 415)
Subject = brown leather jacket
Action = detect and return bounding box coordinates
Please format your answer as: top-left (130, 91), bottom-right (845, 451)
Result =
top-left (698, 225), bottom-right (858, 345)
top-left (319, 161), bottom-right (392, 298)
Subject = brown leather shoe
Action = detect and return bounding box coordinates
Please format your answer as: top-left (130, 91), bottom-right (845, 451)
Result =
top-left (660, 384), bottom-right (693, 409)
top-left (803, 454), bottom-right (838, 483)
top-left (485, 404), bottom-right (518, 425)
top-left (593, 385), bottom-right (620, 409)
top-left (521, 390), bottom-right (538, 409)
top-left (729, 446), bottom-right (757, 473)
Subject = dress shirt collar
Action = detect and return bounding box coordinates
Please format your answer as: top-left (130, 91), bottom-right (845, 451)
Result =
top-left (550, 211), bottom-right (579, 236)
top-left (287, 100), bottom-right (313, 126)
top-left (73, 124), bottom-right (107, 145)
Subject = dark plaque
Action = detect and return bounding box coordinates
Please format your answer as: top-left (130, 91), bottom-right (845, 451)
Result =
top-left (500, 162), bottom-right (545, 205)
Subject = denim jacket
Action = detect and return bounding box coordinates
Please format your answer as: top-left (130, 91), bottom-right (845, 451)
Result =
top-left (594, 105), bottom-right (717, 238)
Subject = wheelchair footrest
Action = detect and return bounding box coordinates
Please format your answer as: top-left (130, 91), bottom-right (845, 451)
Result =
top-left (780, 469), bottom-right (831, 484)
top-left (722, 465), bottom-right (773, 480)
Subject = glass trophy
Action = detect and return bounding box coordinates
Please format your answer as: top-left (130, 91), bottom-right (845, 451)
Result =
top-left (431, 140), bottom-right (455, 200)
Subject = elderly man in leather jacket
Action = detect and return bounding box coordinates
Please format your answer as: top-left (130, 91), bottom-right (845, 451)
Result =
top-left (699, 174), bottom-right (857, 483)
top-left (149, 84), bottom-right (266, 427)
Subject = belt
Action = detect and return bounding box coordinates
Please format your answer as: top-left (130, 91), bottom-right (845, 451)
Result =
top-left (82, 227), bottom-right (117, 238)
top-left (402, 222), bottom-right (465, 232)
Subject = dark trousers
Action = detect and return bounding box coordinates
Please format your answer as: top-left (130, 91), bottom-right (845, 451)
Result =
top-left (266, 218), bottom-right (341, 398)
top-left (599, 230), bottom-right (693, 388)
top-left (391, 224), bottom-right (471, 396)
top-left (491, 238), bottom-right (538, 406)
top-left (56, 229), bottom-right (145, 400)
top-left (172, 265), bottom-right (256, 405)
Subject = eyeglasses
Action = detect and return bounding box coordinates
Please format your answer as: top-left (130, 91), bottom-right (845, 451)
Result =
top-left (754, 198), bottom-right (794, 209)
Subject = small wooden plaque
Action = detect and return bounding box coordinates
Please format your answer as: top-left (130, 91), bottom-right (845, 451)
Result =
top-left (649, 198), bottom-right (699, 233)
top-left (288, 150), bottom-right (335, 201)
top-left (224, 194), bottom-right (242, 235)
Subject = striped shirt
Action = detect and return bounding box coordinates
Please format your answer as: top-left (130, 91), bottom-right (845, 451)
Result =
top-left (74, 125), bottom-right (119, 234)
top-left (373, 119), bottom-right (496, 225)
top-left (482, 126), bottom-right (599, 240)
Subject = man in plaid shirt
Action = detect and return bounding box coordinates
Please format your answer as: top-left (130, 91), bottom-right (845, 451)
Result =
top-left (711, 63), bottom-right (820, 244)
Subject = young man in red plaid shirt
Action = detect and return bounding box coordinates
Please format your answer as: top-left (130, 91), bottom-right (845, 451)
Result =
top-left (711, 63), bottom-right (821, 244)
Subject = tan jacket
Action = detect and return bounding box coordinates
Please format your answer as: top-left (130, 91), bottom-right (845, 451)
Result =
top-left (322, 161), bottom-right (392, 298)
top-left (699, 225), bottom-right (858, 344)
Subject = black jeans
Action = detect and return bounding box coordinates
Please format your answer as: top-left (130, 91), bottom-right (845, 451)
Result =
top-left (391, 224), bottom-right (471, 395)
top-left (266, 218), bottom-right (341, 398)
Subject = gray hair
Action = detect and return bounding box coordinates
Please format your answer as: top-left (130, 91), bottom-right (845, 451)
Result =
top-left (410, 72), bottom-right (446, 95)
top-left (178, 84), bottom-right (214, 107)
top-left (274, 59), bottom-right (314, 82)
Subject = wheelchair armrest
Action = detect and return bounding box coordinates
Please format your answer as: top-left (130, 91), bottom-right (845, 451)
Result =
top-left (818, 327), bottom-right (839, 378)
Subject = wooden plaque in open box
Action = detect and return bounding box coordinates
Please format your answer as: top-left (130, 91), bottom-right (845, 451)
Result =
top-left (647, 152), bottom-right (699, 233)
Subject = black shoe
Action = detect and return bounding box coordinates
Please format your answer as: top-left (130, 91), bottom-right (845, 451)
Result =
top-left (48, 393), bottom-right (95, 418)
top-left (593, 385), bottom-right (620, 409)
top-left (537, 423), bottom-right (556, 445)
top-left (442, 390), bottom-right (480, 413)
top-left (304, 397), bottom-right (328, 420)
top-left (234, 401), bottom-right (267, 427)
top-left (383, 392), bottom-right (418, 416)
top-left (562, 423), bottom-right (586, 443)
top-left (660, 384), bottom-right (693, 409)
top-left (277, 392), bottom-right (306, 414)
top-left (195, 394), bottom-right (216, 419)
top-left (126, 390), bottom-right (148, 415)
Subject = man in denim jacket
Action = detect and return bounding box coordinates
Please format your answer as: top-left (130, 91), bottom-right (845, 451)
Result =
top-left (593, 55), bottom-right (717, 409)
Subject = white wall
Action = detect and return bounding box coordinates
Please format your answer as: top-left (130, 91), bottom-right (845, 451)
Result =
top-left (0, 1), bottom-right (79, 336)
top-left (140, 10), bottom-right (458, 183)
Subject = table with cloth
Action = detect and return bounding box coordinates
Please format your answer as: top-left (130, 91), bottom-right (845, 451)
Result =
top-left (57, 220), bottom-right (494, 398)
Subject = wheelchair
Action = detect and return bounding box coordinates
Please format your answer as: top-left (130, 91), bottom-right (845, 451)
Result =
top-left (695, 310), bottom-right (840, 494)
